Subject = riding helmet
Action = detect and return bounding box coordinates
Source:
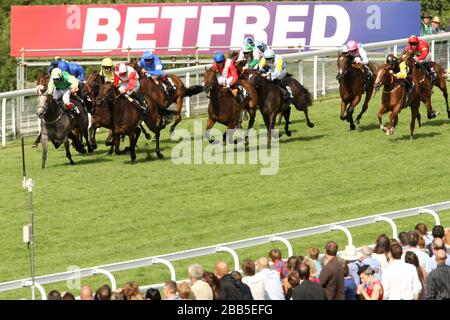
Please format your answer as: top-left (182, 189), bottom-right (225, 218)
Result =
top-left (101, 58), bottom-right (114, 67)
top-left (143, 50), bottom-right (154, 61)
top-left (263, 49), bottom-right (275, 60)
top-left (57, 60), bottom-right (70, 72)
top-left (213, 52), bottom-right (225, 63)
top-left (116, 63), bottom-right (128, 76)
top-left (386, 54), bottom-right (398, 65)
top-left (346, 40), bottom-right (358, 52)
top-left (242, 44), bottom-right (253, 53)
top-left (244, 37), bottom-right (254, 46)
top-left (51, 68), bottom-right (63, 80)
top-left (408, 35), bottom-right (419, 45)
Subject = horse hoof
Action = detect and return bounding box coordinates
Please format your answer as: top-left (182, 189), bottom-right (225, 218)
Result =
top-left (307, 122), bottom-right (315, 128)
top-left (70, 161), bottom-right (75, 165)
top-left (355, 119), bottom-right (360, 125)
top-left (286, 130), bottom-right (292, 137)
top-left (157, 153), bottom-right (164, 159)
top-left (144, 133), bottom-right (152, 140)
top-left (88, 147), bottom-right (94, 154)
top-left (32, 144), bottom-right (37, 149)
top-left (131, 160), bottom-right (138, 165)
top-left (93, 144), bottom-right (98, 150)
top-left (340, 115), bottom-right (346, 121)
top-left (447, 110), bottom-right (450, 119)
top-left (409, 135), bottom-right (414, 141)
top-left (350, 123), bottom-right (356, 130)
top-left (79, 148), bottom-right (87, 154)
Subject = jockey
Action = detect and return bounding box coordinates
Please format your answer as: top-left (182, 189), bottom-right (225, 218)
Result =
top-left (386, 54), bottom-right (413, 105)
top-left (47, 56), bottom-right (62, 74)
top-left (99, 58), bottom-right (115, 83)
top-left (138, 50), bottom-right (175, 97)
top-left (404, 35), bottom-right (436, 83)
top-left (113, 62), bottom-right (147, 114)
top-left (258, 49), bottom-right (292, 101)
top-left (344, 40), bottom-right (373, 81)
top-left (46, 67), bottom-right (80, 118)
top-left (57, 60), bottom-right (85, 82)
top-left (244, 37), bottom-right (268, 53)
top-left (237, 44), bottom-right (263, 70)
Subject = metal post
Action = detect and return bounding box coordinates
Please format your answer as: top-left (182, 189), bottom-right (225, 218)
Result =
top-left (216, 246), bottom-right (240, 271)
top-left (375, 216), bottom-right (398, 240)
top-left (22, 281), bottom-right (46, 300)
top-left (11, 100), bottom-right (16, 139)
top-left (299, 60), bottom-right (304, 84)
top-left (431, 40), bottom-right (435, 62)
top-left (127, 47), bottom-right (131, 62)
top-left (92, 269), bottom-right (117, 291)
top-left (321, 57), bottom-right (326, 96)
top-left (330, 225), bottom-right (353, 246)
top-left (2, 98), bottom-right (6, 147)
top-left (24, 176), bottom-right (35, 300)
top-left (270, 236), bottom-right (294, 258)
top-left (152, 258), bottom-right (177, 281)
top-left (185, 72), bottom-right (191, 117)
top-left (447, 41), bottom-right (450, 75)
top-left (419, 208), bottom-right (441, 226)
top-left (393, 45), bottom-right (398, 56)
top-left (313, 55), bottom-right (318, 100)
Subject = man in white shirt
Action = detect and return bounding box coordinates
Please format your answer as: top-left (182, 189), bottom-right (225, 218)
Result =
top-left (402, 231), bottom-right (432, 273)
top-left (383, 244), bottom-right (422, 300)
top-left (256, 257), bottom-right (285, 300)
top-left (241, 258), bottom-right (265, 300)
top-left (188, 264), bottom-right (213, 300)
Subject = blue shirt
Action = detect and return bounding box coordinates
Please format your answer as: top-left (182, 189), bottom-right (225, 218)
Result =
top-left (344, 277), bottom-right (357, 300)
top-left (138, 56), bottom-right (164, 77)
top-left (67, 63), bottom-right (85, 81)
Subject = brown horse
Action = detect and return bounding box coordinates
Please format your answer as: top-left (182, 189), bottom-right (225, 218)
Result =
top-left (203, 67), bottom-right (257, 143)
top-left (402, 51), bottom-right (449, 119)
top-left (280, 75), bottom-right (314, 128)
top-left (129, 62), bottom-right (203, 134)
top-left (336, 52), bottom-right (377, 130)
top-left (374, 64), bottom-right (421, 138)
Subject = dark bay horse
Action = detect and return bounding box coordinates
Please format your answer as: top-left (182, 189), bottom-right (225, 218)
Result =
top-left (337, 53), bottom-right (377, 130)
top-left (38, 88), bottom-right (90, 168)
top-left (202, 67), bottom-right (254, 143)
top-left (374, 64), bottom-right (421, 138)
top-left (280, 75), bottom-right (314, 128)
top-left (130, 62), bottom-right (203, 134)
top-left (402, 51), bottom-right (449, 119)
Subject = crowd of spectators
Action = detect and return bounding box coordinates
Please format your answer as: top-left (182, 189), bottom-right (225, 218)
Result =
top-left (46, 223), bottom-right (450, 300)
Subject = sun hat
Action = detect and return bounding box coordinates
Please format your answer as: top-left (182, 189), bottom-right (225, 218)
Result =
top-left (339, 245), bottom-right (363, 261)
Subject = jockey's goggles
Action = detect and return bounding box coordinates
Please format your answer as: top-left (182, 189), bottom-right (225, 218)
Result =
top-left (145, 59), bottom-right (153, 63)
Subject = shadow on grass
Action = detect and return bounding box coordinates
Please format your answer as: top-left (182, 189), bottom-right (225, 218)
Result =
top-left (50, 156), bottom-right (113, 168)
top-left (421, 119), bottom-right (450, 127)
top-left (357, 123), bottom-right (380, 131)
top-left (390, 131), bottom-right (441, 141)
top-left (279, 134), bottom-right (326, 144)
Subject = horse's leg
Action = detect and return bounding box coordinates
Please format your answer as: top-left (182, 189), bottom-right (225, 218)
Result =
top-left (169, 96), bottom-right (183, 134)
top-left (155, 129), bottom-right (163, 159)
top-left (128, 131), bottom-right (137, 163)
top-left (69, 131), bottom-right (86, 154)
top-left (88, 125), bottom-right (98, 150)
top-left (347, 95), bottom-right (361, 130)
top-left (83, 126), bottom-right (93, 153)
top-left (32, 132), bottom-right (41, 148)
top-left (268, 112), bottom-right (278, 146)
top-left (302, 107), bottom-right (315, 128)
top-left (409, 103), bottom-right (420, 140)
top-left (436, 79), bottom-right (450, 119)
top-left (387, 106), bottom-right (401, 136)
top-left (114, 132), bottom-right (122, 155)
top-left (247, 107), bottom-right (257, 131)
top-left (41, 128), bottom-right (48, 169)
top-left (64, 138), bottom-right (75, 165)
top-left (283, 106), bottom-right (292, 137)
top-left (356, 85), bottom-right (373, 124)
top-left (340, 100), bottom-right (347, 121)
top-left (205, 117), bottom-right (216, 144)
top-left (377, 106), bottom-right (388, 131)
top-left (105, 130), bottom-right (113, 146)
top-left (139, 122), bottom-right (151, 140)
top-left (277, 112), bottom-right (283, 126)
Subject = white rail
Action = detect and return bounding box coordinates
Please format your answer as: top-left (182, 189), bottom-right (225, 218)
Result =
top-left (0, 200), bottom-right (449, 299)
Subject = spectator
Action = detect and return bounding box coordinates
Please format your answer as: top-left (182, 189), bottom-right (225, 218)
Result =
top-left (285, 271), bottom-right (300, 300)
top-left (94, 284), bottom-right (112, 301)
top-left (177, 281), bottom-right (193, 300)
top-left (339, 244), bottom-right (363, 286)
top-left (402, 231), bottom-right (431, 273)
top-left (382, 244), bottom-right (422, 300)
top-left (430, 238), bottom-right (450, 270)
top-left (343, 263), bottom-right (356, 300)
top-left (163, 280), bottom-right (182, 300)
top-left (292, 263), bottom-right (326, 300)
top-left (47, 290), bottom-right (61, 300)
top-left (420, 12), bottom-right (433, 36)
top-left (399, 232), bottom-right (409, 251)
top-left (145, 288), bottom-right (162, 300)
top-left (214, 261), bottom-right (246, 300)
top-left (203, 271), bottom-right (222, 300)
top-left (357, 266), bottom-right (383, 300)
top-left (256, 256), bottom-right (285, 300)
top-left (358, 246), bottom-right (382, 281)
top-left (269, 249), bottom-right (289, 279)
top-left (283, 256), bottom-right (301, 297)
top-left (372, 234), bottom-right (391, 271)
top-left (426, 249), bottom-right (450, 300)
top-left (61, 291), bottom-right (75, 300)
top-left (405, 251), bottom-right (427, 300)
top-left (230, 270), bottom-right (254, 300)
top-left (124, 281), bottom-right (143, 300)
top-left (80, 285), bottom-right (93, 300)
top-left (431, 16), bottom-right (444, 34)
top-left (416, 223), bottom-right (434, 247)
top-left (110, 288), bottom-right (126, 300)
top-left (427, 225), bottom-right (446, 253)
top-left (307, 248), bottom-right (322, 276)
top-left (319, 241), bottom-right (345, 300)
top-left (188, 264), bottom-right (213, 300)
top-left (241, 258), bottom-right (265, 300)
top-left (302, 257), bottom-right (319, 283)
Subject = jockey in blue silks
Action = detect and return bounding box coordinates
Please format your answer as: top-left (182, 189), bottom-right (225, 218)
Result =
top-left (57, 60), bottom-right (85, 82)
top-left (138, 50), bottom-right (175, 97)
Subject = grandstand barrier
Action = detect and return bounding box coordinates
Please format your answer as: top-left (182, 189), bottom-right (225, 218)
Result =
top-left (1, 33), bottom-right (449, 146)
top-left (0, 200), bottom-right (448, 299)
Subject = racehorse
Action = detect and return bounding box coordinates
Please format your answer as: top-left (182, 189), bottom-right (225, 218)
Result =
top-left (336, 52), bottom-right (377, 130)
top-left (402, 51), bottom-right (449, 119)
top-left (203, 67), bottom-right (258, 143)
top-left (37, 79), bottom-right (91, 168)
top-left (374, 63), bottom-right (421, 138)
top-left (129, 62), bottom-right (203, 134)
top-left (247, 71), bottom-right (289, 145)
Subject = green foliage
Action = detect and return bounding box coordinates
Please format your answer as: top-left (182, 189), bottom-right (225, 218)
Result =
top-left (0, 93), bottom-right (449, 299)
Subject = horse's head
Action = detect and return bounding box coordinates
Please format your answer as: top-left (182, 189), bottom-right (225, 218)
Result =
top-left (203, 67), bottom-right (218, 94)
top-left (95, 82), bottom-right (117, 106)
top-left (128, 61), bottom-right (146, 78)
top-left (35, 73), bottom-right (51, 117)
top-left (84, 71), bottom-right (104, 100)
top-left (374, 64), bottom-right (394, 90)
top-left (336, 53), bottom-right (351, 80)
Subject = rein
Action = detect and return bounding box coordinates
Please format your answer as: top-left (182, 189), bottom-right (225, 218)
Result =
top-left (383, 84), bottom-right (402, 94)
top-left (43, 103), bottom-right (65, 125)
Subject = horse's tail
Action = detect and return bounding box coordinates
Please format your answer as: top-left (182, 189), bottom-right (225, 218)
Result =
top-left (303, 87), bottom-right (313, 107)
top-left (159, 108), bottom-right (177, 125)
top-left (184, 85), bottom-right (204, 97)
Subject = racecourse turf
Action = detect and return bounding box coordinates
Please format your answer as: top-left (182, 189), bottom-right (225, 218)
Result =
top-left (1, 92), bottom-right (450, 299)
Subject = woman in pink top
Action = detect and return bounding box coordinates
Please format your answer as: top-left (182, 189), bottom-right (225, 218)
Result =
top-left (357, 266), bottom-right (383, 300)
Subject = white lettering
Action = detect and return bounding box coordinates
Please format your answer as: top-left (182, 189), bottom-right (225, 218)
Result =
top-left (161, 7), bottom-right (198, 51)
top-left (82, 8), bottom-right (121, 52)
top-left (272, 5), bottom-right (309, 48)
top-left (310, 5), bottom-right (350, 48)
top-left (197, 6), bottom-right (231, 50)
top-left (66, 5), bottom-right (81, 30)
top-left (366, 5), bottom-right (381, 30)
top-left (122, 7), bottom-right (159, 52)
top-left (230, 6), bottom-right (270, 48)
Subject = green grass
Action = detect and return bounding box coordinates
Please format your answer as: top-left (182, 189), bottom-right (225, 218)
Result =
top-left (1, 91), bottom-right (450, 299)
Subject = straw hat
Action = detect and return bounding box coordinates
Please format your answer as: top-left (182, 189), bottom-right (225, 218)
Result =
top-left (432, 16), bottom-right (441, 24)
top-left (339, 245), bottom-right (362, 261)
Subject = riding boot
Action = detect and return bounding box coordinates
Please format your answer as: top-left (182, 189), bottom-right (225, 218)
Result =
top-left (130, 92), bottom-right (148, 115)
top-left (65, 103), bottom-right (78, 119)
top-left (162, 77), bottom-right (175, 97)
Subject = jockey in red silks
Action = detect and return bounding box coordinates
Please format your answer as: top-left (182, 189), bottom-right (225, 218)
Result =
top-left (113, 62), bottom-right (147, 114)
top-left (403, 35), bottom-right (436, 83)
